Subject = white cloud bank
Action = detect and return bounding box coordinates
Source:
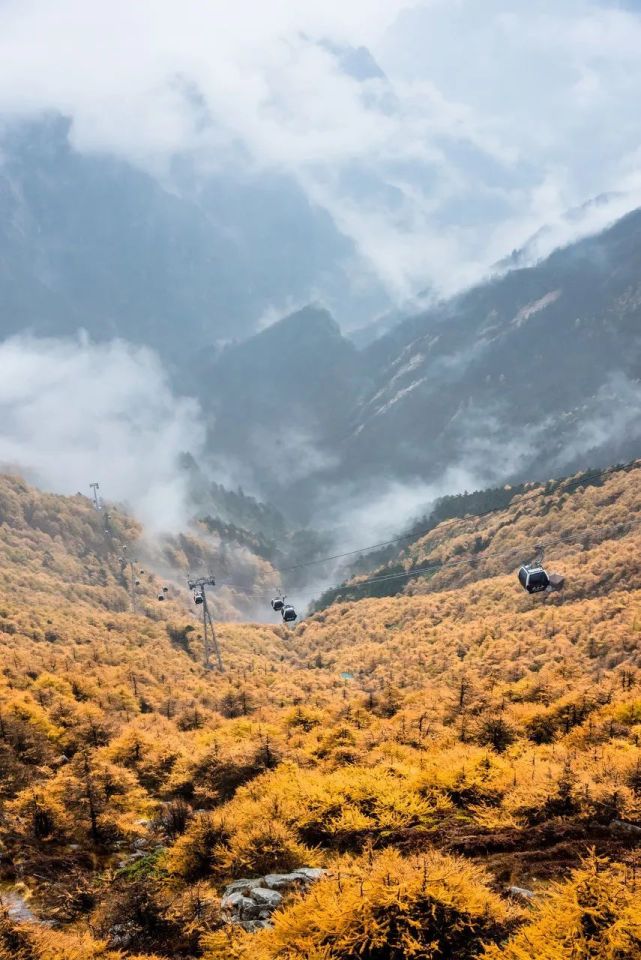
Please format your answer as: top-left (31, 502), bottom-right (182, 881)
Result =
top-left (0, 336), bottom-right (205, 532)
top-left (0, 0), bottom-right (640, 303)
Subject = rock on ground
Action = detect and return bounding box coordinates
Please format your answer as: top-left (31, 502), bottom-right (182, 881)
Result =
top-left (221, 868), bottom-right (326, 930)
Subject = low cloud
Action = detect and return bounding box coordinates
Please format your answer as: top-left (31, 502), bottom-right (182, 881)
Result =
top-left (0, 1), bottom-right (640, 305)
top-left (0, 335), bottom-right (205, 533)
top-left (552, 371), bottom-right (641, 470)
top-left (333, 370), bottom-right (641, 563)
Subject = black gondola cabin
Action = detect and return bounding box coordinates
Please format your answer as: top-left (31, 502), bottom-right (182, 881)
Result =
top-left (282, 604), bottom-right (297, 622)
top-left (518, 564), bottom-right (550, 594)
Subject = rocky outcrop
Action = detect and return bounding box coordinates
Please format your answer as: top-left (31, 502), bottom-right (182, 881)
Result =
top-left (220, 868), bottom-right (325, 931)
top-left (506, 885), bottom-right (535, 900)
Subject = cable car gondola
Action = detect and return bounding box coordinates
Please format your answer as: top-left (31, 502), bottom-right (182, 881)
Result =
top-left (282, 604), bottom-right (297, 623)
top-left (271, 597), bottom-right (284, 612)
top-left (518, 563), bottom-right (550, 594)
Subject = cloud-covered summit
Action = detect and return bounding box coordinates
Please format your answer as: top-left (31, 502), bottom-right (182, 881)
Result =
top-left (1, 0), bottom-right (640, 307)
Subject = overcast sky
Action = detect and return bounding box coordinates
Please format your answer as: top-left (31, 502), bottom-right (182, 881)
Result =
top-left (0, 0), bottom-right (640, 302)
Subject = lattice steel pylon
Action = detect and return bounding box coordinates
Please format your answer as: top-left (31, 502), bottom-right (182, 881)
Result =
top-left (89, 482), bottom-right (101, 511)
top-left (187, 575), bottom-right (224, 671)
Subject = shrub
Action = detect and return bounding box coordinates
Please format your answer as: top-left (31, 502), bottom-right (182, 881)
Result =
top-left (221, 821), bottom-right (312, 879)
top-left (485, 854), bottom-right (641, 960)
top-left (164, 812), bottom-right (232, 880)
top-left (204, 848), bottom-right (519, 960)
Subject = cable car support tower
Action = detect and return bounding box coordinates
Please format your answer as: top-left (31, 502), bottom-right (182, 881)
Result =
top-left (118, 547), bottom-right (140, 614)
top-left (187, 575), bottom-right (224, 672)
top-left (90, 482), bottom-right (101, 511)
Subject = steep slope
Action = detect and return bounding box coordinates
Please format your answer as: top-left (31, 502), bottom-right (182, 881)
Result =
top-left (3, 466), bottom-right (641, 957)
top-left (0, 473), bottom-right (279, 621)
top-left (180, 454), bottom-right (333, 583)
top-left (314, 462), bottom-right (641, 607)
top-left (345, 207), bottom-right (641, 483)
top-left (202, 305), bottom-right (366, 506)
top-left (202, 206), bottom-right (641, 511)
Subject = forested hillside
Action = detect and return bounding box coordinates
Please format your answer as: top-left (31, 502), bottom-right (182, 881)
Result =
top-left (0, 473), bottom-right (279, 621)
top-left (314, 462), bottom-right (641, 608)
top-left (2, 466), bottom-right (641, 956)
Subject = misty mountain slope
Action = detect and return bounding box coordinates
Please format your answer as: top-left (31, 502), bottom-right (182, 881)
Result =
top-left (180, 453), bottom-right (333, 579)
top-left (202, 305), bottom-right (368, 499)
top-left (344, 207), bottom-right (641, 483)
top-left (0, 116), bottom-right (376, 371)
top-left (192, 204), bottom-right (641, 516)
top-left (0, 118), bottom-right (227, 360)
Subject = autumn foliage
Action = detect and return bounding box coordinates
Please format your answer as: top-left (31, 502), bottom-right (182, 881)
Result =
top-left (2, 466), bottom-right (641, 957)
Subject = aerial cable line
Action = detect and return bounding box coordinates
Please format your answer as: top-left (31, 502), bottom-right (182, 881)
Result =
top-left (219, 512), bottom-right (641, 601)
top-left (311, 515), bottom-right (641, 594)
top-left (272, 462), bottom-right (629, 576)
top-left (99, 460), bottom-right (638, 620)
top-left (183, 482), bottom-right (641, 627)
top-left (219, 462), bottom-right (630, 593)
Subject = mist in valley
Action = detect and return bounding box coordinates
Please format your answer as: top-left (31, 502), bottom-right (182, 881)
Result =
top-left (2, 0), bottom-right (641, 618)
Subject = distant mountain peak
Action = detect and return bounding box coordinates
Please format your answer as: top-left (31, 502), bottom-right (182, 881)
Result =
top-left (258, 303), bottom-right (345, 344)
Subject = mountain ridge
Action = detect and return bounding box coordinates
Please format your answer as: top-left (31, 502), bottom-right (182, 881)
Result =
top-left (187, 203), bottom-right (641, 528)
